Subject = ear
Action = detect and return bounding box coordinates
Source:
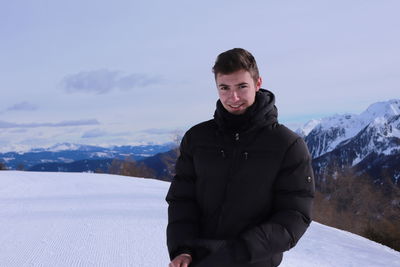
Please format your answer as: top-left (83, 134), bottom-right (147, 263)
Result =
top-left (255, 76), bottom-right (262, 91)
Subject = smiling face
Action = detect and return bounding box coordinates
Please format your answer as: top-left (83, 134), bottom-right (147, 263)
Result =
top-left (216, 69), bottom-right (262, 115)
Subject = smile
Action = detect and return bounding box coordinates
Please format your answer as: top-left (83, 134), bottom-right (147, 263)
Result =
top-left (229, 104), bottom-right (243, 109)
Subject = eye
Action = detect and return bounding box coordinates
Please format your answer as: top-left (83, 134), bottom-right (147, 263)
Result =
top-left (219, 86), bottom-right (229, 91)
top-left (239, 84), bottom-right (248, 89)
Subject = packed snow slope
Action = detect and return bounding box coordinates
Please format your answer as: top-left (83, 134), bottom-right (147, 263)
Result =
top-left (0, 171), bottom-right (399, 267)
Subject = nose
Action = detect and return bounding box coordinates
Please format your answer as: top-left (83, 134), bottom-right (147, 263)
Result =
top-left (230, 90), bottom-right (240, 101)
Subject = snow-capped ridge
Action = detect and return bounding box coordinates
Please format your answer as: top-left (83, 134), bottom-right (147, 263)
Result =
top-left (299, 98), bottom-right (400, 158)
top-left (360, 99), bottom-right (400, 121)
top-left (46, 142), bottom-right (82, 152)
top-left (295, 119), bottom-right (321, 137)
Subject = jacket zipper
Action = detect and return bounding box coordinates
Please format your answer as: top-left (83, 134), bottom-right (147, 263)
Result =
top-left (216, 132), bottom-right (240, 234)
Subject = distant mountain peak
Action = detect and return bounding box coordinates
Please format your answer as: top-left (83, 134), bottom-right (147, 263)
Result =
top-left (359, 99), bottom-right (400, 121)
top-left (46, 143), bottom-right (82, 152)
top-left (295, 119), bottom-right (321, 137)
top-left (298, 98), bottom-right (400, 158)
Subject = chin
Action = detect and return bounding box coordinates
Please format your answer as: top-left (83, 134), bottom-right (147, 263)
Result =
top-left (229, 109), bottom-right (246, 115)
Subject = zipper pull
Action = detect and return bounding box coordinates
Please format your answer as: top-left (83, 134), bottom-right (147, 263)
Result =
top-left (221, 149), bottom-right (226, 158)
top-left (234, 133), bottom-right (240, 141)
top-left (244, 152), bottom-right (248, 160)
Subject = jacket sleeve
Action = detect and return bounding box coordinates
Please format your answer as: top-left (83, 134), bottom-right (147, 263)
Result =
top-left (165, 132), bottom-right (201, 260)
top-left (238, 137), bottom-right (315, 263)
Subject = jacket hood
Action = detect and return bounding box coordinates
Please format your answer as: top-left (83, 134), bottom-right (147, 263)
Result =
top-left (213, 88), bottom-right (278, 133)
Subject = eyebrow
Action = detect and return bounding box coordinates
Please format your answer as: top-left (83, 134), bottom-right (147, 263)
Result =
top-left (218, 82), bottom-right (249, 87)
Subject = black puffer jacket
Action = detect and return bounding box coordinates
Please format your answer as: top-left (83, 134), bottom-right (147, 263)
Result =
top-left (166, 89), bottom-right (315, 267)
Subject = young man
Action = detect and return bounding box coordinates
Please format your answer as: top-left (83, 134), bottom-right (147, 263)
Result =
top-left (166, 48), bottom-right (315, 267)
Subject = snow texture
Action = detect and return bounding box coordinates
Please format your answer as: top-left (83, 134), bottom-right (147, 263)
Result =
top-left (0, 171), bottom-right (399, 267)
top-left (295, 119), bottom-right (321, 137)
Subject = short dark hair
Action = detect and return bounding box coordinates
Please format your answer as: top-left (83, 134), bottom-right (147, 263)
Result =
top-left (212, 48), bottom-right (260, 83)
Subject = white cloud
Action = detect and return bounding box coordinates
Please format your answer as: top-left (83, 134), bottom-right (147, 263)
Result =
top-left (6, 101), bottom-right (38, 112)
top-left (81, 128), bottom-right (108, 138)
top-left (140, 128), bottom-right (176, 135)
top-left (61, 69), bottom-right (163, 94)
top-left (0, 102), bottom-right (38, 115)
top-left (0, 119), bottom-right (100, 129)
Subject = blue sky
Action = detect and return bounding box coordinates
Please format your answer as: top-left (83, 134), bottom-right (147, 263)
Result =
top-left (1, 0), bottom-right (399, 151)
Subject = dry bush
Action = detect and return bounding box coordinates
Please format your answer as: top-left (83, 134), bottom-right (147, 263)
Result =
top-left (364, 219), bottom-right (400, 251)
top-left (0, 162), bottom-right (6, 170)
top-left (108, 158), bottom-right (155, 178)
top-left (313, 169), bottom-right (400, 251)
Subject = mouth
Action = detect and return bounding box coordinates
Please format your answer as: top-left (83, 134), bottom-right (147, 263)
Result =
top-left (228, 104), bottom-right (244, 110)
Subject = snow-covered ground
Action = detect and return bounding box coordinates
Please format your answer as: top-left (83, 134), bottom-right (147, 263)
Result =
top-left (0, 171), bottom-right (399, 267)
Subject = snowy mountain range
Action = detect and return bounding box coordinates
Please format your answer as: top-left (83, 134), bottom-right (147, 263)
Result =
top-left (0, 143), bottom-right (175, 170)
top-left (2, 99), bottom-right (399, 186)
top-left (297, 99), bottom-right (400, 158)
top-left (296, 99), bottom-right (400, 186)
